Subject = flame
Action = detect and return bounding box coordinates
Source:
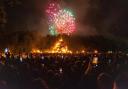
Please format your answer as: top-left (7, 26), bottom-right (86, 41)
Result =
top-left (31, 49), bottom-right (42, 53)
top-left (45, 38), bottom-right (72, 54)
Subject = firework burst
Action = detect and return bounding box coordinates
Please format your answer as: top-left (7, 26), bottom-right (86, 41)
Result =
top-left (54, 9), bottom-right (76, 35)
top-left (46, 1), bottom-right (76, 35)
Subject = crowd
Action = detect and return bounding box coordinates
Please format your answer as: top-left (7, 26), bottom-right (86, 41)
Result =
top-left (0, 52), bottom-right (127, 89)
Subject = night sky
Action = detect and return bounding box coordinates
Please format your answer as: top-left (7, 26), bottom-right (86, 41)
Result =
top-left (0, 0), bottom-right (128, 42)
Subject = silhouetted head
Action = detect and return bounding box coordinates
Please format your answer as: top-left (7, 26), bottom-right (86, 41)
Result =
top-left (97, 73), bottom-right (114, 89)
top-left (0, 80), bottom-right (8, 89)
top-left (114, 72), bottom-right (128, 89)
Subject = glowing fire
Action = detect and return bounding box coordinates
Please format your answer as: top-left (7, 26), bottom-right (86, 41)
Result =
top-left (92, 57), bottom-right (98, 64)
top-left (31, 49), bottom-right (42, 53)
top-left (45, 38), bottom-right (72, 54)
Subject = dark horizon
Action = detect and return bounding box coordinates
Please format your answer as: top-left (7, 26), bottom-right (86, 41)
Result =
top-left (0, 1), bottom-right (128, 89)
top-left (0, 0), bottom-right (127, 50)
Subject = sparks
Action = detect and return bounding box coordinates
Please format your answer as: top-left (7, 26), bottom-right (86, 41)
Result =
top-left (46, 2), bottom-right (60, 35)
top-left (46, 2), bottom-right (76, 35)
top-left (54, 9), bottom-right (76, 35)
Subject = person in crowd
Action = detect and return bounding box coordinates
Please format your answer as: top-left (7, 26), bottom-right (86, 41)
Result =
top-left (114, 72), bottom-right (128, 89)
top-left (0, 80), bottom-right (9, 89)
top-left (97, 73), bottom-right (114, 89)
